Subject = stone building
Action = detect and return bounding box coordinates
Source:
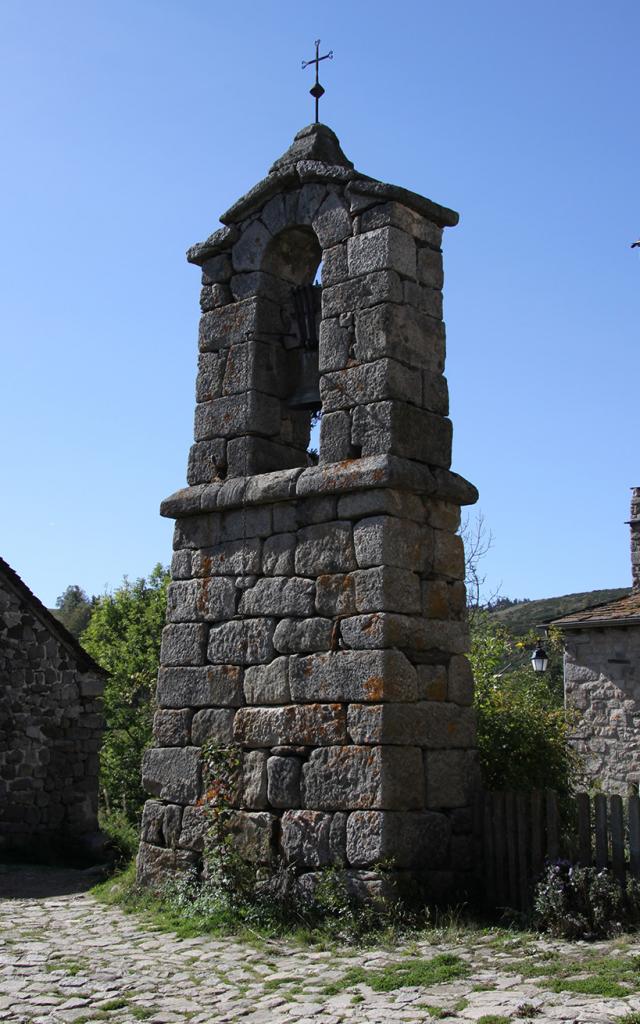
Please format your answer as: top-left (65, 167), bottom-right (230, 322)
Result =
top-left (0, 557), bottom-right (105, 859)
top-left (553, 488), bottom-right (640, 794)
top-left (138, 123), bottom-right (480, 897)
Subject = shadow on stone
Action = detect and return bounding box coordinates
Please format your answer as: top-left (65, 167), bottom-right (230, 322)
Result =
top-left (0, 862), bottom-right (107, 899)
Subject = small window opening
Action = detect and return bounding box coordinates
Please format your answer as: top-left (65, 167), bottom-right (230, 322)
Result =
top-left (307, 409), bottom-right (322, 464)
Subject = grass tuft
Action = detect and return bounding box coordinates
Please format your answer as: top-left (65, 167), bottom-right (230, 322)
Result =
top-left (44, 960), bottom-right (85, 975)
top-left (545, 976), bottom-right (630, 997)
top-left (506, 950), bottom-right (640, 999)
top-left (516, 1004), bottom-right (541, 1019)
top-left (324, 953), bottom-right (469, 994)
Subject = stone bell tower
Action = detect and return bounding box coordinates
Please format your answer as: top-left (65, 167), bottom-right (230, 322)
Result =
top-left (137, 123), bottom-right (480, 898)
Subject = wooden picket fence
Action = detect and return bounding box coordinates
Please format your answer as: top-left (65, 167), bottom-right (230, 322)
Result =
top-left (481, 790), bottom-right (640, 911)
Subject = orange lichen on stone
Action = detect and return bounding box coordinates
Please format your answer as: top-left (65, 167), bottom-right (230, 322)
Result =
top-left (363, 674), bottom-right (385, 701)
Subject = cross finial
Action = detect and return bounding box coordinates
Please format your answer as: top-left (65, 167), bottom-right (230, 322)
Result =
top-left (302, 39), bottom-right (333, 124)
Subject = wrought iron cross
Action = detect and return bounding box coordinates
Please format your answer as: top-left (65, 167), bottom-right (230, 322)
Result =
top-left (302, 39), bottom-right (333, 123)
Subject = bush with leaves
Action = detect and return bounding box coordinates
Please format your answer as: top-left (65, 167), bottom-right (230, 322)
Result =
top-left (98, 808), bottom-right (140, 864)
top-left (534, 861), bottom-right (640, 939)
top-left (82, 564), bottom-right (169, 822)
top-left (470, 612), bottom-right (579, 793)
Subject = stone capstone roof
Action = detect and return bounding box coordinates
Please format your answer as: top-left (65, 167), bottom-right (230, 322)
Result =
top-left (186, 123), bottom-right (459, 265)
top-left (268, 123), bottom-right (354, 173)
top-left (551, 590), bottom-right (640, 629)
top-left (0, 556), bottom-right (106, 675)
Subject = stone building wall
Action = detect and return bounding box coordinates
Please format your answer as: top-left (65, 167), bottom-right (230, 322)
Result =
top-left (630, 487), bottom-right (640, 592)
top-left (558, 488), bottom-right (640, 796)
top-left (564, 626), bottom-right (640, 795)
top-left (138, 124), bottom-right (480, 898)
top-left (0, 559), bottom-right (105, 857)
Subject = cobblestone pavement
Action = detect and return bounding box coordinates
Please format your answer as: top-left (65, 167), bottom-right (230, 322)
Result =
top-left (1, 866), bottom-right (639, 1024)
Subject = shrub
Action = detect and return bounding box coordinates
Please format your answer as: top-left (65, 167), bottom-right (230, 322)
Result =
top-left (533, 862), bottom-right (640, 939)
top-left (470, 614), bottom-right (579, 792)
top-left (117, 859), bottom-right (416, 944)
top-left (82, 564), bottom-right (170, 821)
top-left (99, 809), bottom-right (140, 864)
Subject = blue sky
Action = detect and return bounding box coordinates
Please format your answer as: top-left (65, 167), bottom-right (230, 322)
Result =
top-left (1, 0), bottom-right (638, 607)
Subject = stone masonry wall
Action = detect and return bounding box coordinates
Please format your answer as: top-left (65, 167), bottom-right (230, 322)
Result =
top-left (631, 487), bottom-right (640, 592)
top-left (0, 565), bottom-right (105, 857)
top-left (565, 627), bottom-right (640, 795)
top-left (138, 125), bottom-right (480, 898)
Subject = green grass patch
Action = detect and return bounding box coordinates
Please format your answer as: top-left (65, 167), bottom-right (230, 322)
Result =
top-left (477, 1017), bottom-right (511, 1024)
top-left (545, 976), bottom-right (630, 998)
top-left (507, 960), bottom-right (555, 980)
top-left (323, 981), bottom-right (347, 997)
top-left (262, 976), bottom-right (298, 992)
top-left (615, 1013), bottom-right (640, 1024)
top-left (324, 953), bottom-right (469, 994)
top-left (506, 951), bottom-right (640, 998)
top-left (537, 950), bottom-right (562, 962)
top-left (486, 933), bottom-right (534, 952)
top-left (93, 863), bottom-right (270, 941)
top-left (129, 1009), bottom-right (156, 1021)
top-left (44, 959), bottom-right (85, 975)
top-left (100, 998), bottom-right (129, 1010)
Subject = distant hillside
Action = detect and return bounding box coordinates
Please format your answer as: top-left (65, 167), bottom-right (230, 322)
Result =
top-left (488, 588), bottom-right (631, 635)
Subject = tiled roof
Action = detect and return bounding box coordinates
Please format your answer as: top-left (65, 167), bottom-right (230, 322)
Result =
top-left (552, 589), bottom-right (640, 628)
top-left (0, 556), bottom-right (106, 674)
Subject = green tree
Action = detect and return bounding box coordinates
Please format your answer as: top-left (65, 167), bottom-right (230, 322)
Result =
top-left (469, 612), bottom-right (579, 793)
top-left (82, 564), bottom-right (170, 820)
top-left (53, 584), bottom-right (96, 639)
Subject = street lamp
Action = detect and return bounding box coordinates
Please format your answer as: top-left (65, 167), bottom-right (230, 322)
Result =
top-left (531, 645), bottom-right (549, 674)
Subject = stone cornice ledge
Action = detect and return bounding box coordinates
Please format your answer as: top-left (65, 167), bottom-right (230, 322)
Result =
top-left (346, 180), bottom-right (459, 228)
top-left (186, 225), bottom-right (239, 266)
top-left (187, 173), bottom-right (459, 262)
top-left (160, 457), bottom-right (478, 518)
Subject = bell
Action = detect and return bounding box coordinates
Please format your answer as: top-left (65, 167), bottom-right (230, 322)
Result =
top-left (287, 347), bottom-right (321, 410)
top-left (292, 283), bottom-right (321, 348)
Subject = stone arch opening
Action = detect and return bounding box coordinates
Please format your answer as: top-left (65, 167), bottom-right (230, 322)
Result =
top-left (262, 226), bottom-right (321, 286)
top-left (261, 225), bottom-right (323, 464)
